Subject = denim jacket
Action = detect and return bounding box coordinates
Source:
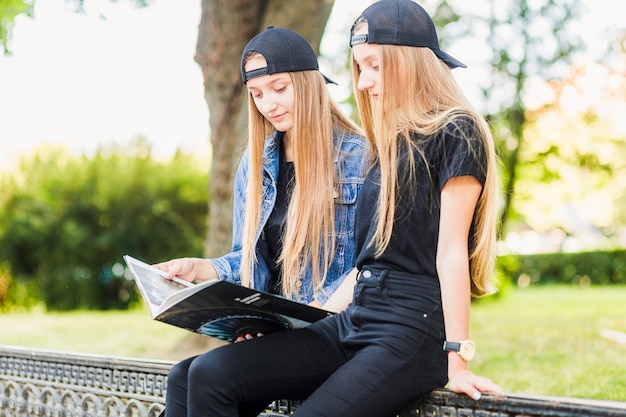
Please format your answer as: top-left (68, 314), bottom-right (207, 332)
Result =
top-left (209, 130), bottom-right (368, 304)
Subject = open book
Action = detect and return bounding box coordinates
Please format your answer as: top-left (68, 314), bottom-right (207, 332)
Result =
top-left (124, 255), bottom-right (333, 343)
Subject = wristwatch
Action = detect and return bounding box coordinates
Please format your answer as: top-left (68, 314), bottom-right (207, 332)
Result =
top-left (443, 340), bottom-right (476, 362)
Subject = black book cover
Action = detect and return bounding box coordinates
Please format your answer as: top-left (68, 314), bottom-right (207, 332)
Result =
top-left (124, 255), bottom-right (333, 343)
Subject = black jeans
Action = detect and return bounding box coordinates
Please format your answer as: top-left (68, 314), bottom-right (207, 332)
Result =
top-left (165, 268), bottom-right (448, 417)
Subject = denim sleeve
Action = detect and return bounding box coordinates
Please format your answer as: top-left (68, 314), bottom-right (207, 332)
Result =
top-left (206, 151), bottom-right (249, 286)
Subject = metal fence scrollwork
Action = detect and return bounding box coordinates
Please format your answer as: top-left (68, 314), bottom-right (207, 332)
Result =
top-left (0, 346), bottom-right (169, 417)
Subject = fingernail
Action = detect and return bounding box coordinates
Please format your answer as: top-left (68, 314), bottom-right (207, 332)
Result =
top-left (472, 392), bottom-right (481, 401)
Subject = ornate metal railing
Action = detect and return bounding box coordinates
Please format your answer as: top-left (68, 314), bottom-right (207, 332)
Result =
top-left (1, 344), bottom-right (625, 417)
top-left (0, 345), bottom-right (170, 417)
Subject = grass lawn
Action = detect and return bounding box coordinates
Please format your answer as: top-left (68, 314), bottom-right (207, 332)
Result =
top-left (470, 285), bottom-right (626, 401)
top-left (0, 307), bottom-right (226, 361)
top-left (1, 285), bottom-right (625, 401)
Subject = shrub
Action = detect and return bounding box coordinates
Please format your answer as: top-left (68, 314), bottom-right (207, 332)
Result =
top-left (0, 142), bottom-right (209, 310)
top-left (497, 249), bottom-right (626, 286)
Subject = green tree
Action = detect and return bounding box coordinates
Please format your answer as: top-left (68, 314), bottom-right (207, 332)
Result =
top-left (477, 0), bottom-right (583, 237)
top-left (431, 0), bottom-right (626, 248)
top-left (514, 59), bottom-right (626, 247)
top-left (0, 0), bottom-right (33, 54)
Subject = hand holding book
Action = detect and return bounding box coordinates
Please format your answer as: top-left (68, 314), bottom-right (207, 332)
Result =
top-left (152, 257), bottom-right (220, 284)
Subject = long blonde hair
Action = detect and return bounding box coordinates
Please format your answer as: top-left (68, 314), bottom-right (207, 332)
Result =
top-left (241, 58), bottom-right (362, 300)
top-left (351, 37), bottom-right (498, 297)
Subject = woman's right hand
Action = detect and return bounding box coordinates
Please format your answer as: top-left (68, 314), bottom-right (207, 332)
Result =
top-left (153, 257), bottom-right (218, 283)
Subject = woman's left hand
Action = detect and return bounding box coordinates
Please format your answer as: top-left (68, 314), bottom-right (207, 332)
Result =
top-left (447, 369), bottom-right (502, 400)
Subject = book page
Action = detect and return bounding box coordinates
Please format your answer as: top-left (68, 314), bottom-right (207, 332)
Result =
top-left (157, 278), bottom-right (219, 315)
top-left (124, 255), bottom-right (193, 317)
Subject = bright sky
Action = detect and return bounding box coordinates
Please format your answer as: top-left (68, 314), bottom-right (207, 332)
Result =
top-left (0, 0), bottom-right (621, 171)
top-left (0, 0), bottom-right (208, 169)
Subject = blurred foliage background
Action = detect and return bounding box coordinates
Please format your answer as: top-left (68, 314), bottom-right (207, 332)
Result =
top-left (0, 0), bottom-right (625, 313)
top-left (0, 139), bottom-right (208, 311)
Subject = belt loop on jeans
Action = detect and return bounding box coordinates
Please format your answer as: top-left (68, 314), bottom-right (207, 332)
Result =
top-left (377, 269), bottom-right (388, 291)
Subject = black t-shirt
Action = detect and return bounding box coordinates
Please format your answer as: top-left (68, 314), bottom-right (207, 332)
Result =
top-left (260, 142), bottom-right (295, 293)
top-left (354, 117), bottom-right (487, 277)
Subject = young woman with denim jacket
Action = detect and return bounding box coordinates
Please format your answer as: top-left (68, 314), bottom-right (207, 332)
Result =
top-left (155, 27), bottom-right (366, 312)
top-left (208, 129), bottom-right (365, 305)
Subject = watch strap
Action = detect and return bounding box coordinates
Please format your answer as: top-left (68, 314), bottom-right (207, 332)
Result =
top-left (443, 341), bottom-right (461, 352)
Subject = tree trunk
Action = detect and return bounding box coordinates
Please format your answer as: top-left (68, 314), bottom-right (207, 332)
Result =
top-left (196, 0), bottom-right (334, 259)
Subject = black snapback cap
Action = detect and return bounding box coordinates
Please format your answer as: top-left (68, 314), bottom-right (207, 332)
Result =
top-left (350, 0), bottom-right (466, 69)
top-left (241, 26), bottom-right (336, 84)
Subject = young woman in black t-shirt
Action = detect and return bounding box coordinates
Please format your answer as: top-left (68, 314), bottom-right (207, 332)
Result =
top-left (345, 0), bottom-right (502, 403)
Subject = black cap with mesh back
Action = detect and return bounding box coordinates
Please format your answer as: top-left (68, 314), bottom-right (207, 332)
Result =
top-left (350, 0), bottom-right (466, 69)
top-left (241, 26), bottom-right (336, 84)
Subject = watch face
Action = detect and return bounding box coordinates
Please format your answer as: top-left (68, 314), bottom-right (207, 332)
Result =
top-left (460, 340), bottom-right (476, 361)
